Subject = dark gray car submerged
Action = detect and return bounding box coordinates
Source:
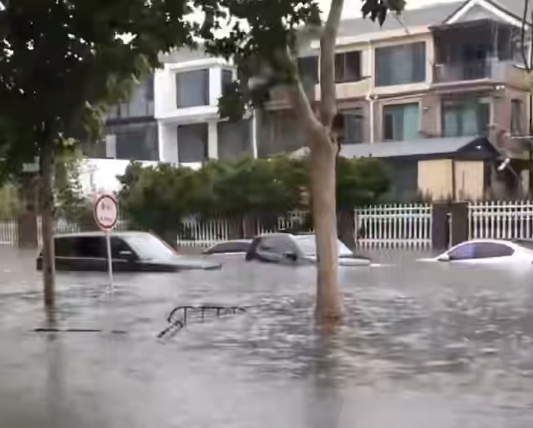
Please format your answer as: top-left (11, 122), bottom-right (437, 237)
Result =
top-left (36, 231), bottom-right (221, 272)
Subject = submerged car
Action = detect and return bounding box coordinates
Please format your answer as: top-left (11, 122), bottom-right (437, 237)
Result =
top-left (420, 238), bottom-right (533, 264)
top-left (202, 239), bottom-right (252, 256)
top-left (36, 231), bottom-right (221, 272)
top-left (245, 233), bottom-right (371, 266)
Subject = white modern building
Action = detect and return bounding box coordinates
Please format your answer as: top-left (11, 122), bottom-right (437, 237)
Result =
top-left (154, 49), bottom-right (257, 165)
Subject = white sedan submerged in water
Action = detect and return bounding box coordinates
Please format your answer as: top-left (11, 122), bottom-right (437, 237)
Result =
top-left (420, 239), bottom-right (533, 264)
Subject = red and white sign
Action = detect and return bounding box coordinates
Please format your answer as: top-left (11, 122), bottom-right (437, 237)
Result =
top-left (94, 194), bottom-right (118, 231)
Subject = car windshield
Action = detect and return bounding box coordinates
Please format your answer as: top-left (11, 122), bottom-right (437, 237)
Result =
top-left (293, 235), bottom-right (353, 257)
top-left (123, 234), bottom-right (177, 260)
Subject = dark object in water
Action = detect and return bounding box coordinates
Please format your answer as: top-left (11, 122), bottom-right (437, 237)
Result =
top-left (157, 305), bottom-right (247, 339)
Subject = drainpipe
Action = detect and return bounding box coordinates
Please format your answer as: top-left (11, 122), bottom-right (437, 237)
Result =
top-left (367, 40), bottom-right (375, 143)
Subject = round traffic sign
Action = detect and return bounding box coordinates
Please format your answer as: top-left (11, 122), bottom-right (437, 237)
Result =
top-left (94, 194), bottom-right (118, 230)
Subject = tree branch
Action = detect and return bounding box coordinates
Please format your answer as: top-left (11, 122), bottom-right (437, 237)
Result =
top-left (319, 0), bottom-right (344, 129)
top-left (281, 47), bottom-right (322, 142)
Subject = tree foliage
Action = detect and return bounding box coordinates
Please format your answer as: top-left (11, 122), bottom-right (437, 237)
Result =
top-left (0, 0), bottom-right (196, 177)
top-left (117, 155), bottom-right (390, 235)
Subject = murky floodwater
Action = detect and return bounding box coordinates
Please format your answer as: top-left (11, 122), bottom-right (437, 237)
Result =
top-left (1, 247), bottom-right (533, 427)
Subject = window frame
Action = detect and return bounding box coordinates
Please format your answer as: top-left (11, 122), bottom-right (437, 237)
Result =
top-left (177, 122), bottom-right (209, 163)
top-left (175, 69), bottom-right (210, 108)
top-left (334, 51), bottom-right (362, 83)
top-left (383, 102), bottom-right (420, 141)
top-left (375, 42), bottom-right (426, 87)
top-left (441, 99), bottom-right (490, 138)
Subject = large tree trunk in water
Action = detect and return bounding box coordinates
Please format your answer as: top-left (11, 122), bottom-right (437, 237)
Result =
top-left (17, 175), bottom-right (38, 249)
top-left (310, 140), bottom-right (342, 324)
top-left (40, 142), bottom-right (56, 308)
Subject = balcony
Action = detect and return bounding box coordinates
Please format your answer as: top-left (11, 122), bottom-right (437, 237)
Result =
top-left (433, 61), bottom-right (527, 87)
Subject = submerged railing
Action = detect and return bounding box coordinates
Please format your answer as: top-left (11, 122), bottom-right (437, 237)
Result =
top-left (157, 305), bottom-right (248, 339)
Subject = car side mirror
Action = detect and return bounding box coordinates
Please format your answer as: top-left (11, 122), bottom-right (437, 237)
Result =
top-left (283, 251), bottom-right (298, 261)
top-left (437, 254), bottom-right (450, 262)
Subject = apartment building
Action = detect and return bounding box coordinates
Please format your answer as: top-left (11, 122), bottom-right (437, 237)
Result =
top-left (270, 0), bottom-right (533, 200)
top-left (89, 0), bottom-right (532, 199)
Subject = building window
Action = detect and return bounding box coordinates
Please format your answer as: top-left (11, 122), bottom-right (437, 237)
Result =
top-left (335, 51), bottom-right (361, 83)
top-left (511, 99), bottom-right (523, 136)
top-left (176, 69), bottom-right (209, 108)
top-left (221, 69), bottom-right (234, 95)
top-left (297, 56), bottom-right (319, 84)
top-left (383, 103), bottom-right (420, 141)
top-left (341, 109), bottom-right (364, 144)
top-left (376, 42), bottom-right (426, 86)
top-left (177, 123), bottom-right (208, 163)
top-left (113, 123), bottom-right (159, 161)
top-left (107, 75), bottom-right (155, 119)
top-left (442, 100), bottom-right (490, 137)
top-left (218, 119), bottom-right (252, 161)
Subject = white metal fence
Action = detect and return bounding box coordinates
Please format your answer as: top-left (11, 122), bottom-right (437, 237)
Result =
top-left (5, 201), bottom-right (533, 249)
top-left (355, 204), bottom-right (432, 249)
top-left (468, 200), bottom-right (533, 240)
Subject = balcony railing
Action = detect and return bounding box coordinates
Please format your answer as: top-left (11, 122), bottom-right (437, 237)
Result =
top-left (434, 61), bottom-right (527, 87)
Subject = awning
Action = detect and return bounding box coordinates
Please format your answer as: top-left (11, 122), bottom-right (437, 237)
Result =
top-left (292, 136), bottom-right (501, 161)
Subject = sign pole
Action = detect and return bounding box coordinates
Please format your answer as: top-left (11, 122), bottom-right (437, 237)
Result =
top-left (105, 230), bottom-right (114, 291)
top-left (94, 194), bottom-right (118, 293)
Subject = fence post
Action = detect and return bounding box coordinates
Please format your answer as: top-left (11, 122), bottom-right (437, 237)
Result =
top-left (450, 202), bottom-right (469, 246)
top-left (431, 203), bottom-right (449, 250)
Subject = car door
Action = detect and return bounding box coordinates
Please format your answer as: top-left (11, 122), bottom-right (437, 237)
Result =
top-left (110, 237), bottom-right (139, 272)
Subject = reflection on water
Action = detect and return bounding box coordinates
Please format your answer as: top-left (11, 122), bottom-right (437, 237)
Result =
top-left (1, 248), bottom-right (533, 427)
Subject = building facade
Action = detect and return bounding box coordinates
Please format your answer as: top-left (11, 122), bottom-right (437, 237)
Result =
top-left (88, 0), bottom-right (533, 199)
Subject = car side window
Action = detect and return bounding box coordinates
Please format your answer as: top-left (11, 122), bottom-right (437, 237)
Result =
top-left (448, 243), bottom-right (476, 260)
top-left (72, 237), bottom-right (106, 259)
top-left (111, 237), bottom-right (135, 259)
top-left (473, 243), bottom-right (514, 259)
top-left (54, 238), bottom-right (71, 257)
top-left (260, 236), bottom-right (297, 255)
top-left (207, 242), bottom-right (249, 254)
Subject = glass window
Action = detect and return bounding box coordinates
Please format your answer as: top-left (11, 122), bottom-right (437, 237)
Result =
top-left (59, 237), bottom-right (106, 259)
top-left (217, 119), bottom-right (252, 161)
top-left (221, 69), bottom-right (234, 95)
top-left (206, 241), bottom-right (251, 254)
top-left (110, 237), bottom-right (135, 259)
top-left (376, 42), bottom-right (426, 86)
top-left (447, 243), bottom-right (476, 260)
top-left (335, 51), bottom-right (361, 83)
top-left (515, 240), bottom-right (533, 251)
top-left (106, 76), bottom-right (155, 119)
top-left (114, 123), bottom-right (159, 161)
top-left (293, 235), bottom-right (352, 257)
top-left (258, 236), bottom-right (297, 255)
top-left (442, 101), bottom-right (490, 138)
top-left (297, 56), bottom-right (319, 84)
top-left (177, 123), bottom-right (208, 163)
top-left (124, 234), bottom-right (176, 260)
top-left (176, 69), bottom-right (209, 108)
top-left (383, 103), bottom-right (419, 141)
top-left (511, 99), bottom-right (523, 136)
top-left (473, 243), bottom-right (514, 259)
top-left (342, 109), bottom-right (364, 144)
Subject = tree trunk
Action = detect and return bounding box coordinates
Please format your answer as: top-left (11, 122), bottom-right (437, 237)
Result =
top-left (40, 142), bottom-right (56, 308)
top-left (309, 139), bottom-right (342, 324)
top-left (17, 175), bottom-right (38, 249)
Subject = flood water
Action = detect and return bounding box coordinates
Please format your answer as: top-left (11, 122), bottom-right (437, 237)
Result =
top-left (1, 247), bottom-right (533, 427)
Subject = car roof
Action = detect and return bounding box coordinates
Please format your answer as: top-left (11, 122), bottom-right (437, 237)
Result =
top-left (54, 231), bottom-right (152, 239)
top-left (210, 239), bottom-right (252, 245)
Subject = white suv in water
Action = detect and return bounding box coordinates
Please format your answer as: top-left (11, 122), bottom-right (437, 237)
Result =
top-left (421, 239), bottom-right (533, 265)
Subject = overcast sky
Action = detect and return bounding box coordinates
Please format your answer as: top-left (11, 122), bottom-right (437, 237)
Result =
top-left (320, 0), bottom-right (460, 18)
